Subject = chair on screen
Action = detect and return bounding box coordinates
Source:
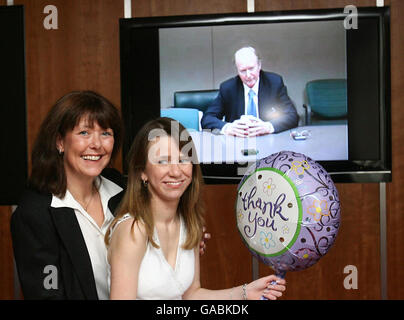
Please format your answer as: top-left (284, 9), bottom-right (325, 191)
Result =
top-left (174, 89), bottom-right (219, 113)
top-left (161, 107), bottom-right (200, 131)
top-left (303, 79), bottom-right (348, 125)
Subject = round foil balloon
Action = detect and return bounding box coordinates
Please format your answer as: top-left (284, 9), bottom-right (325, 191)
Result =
top-left (236, 150), bottom-right (340, 277)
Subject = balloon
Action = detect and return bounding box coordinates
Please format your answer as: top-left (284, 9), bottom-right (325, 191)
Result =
top-left (236, 150), bottom-right (341, 278)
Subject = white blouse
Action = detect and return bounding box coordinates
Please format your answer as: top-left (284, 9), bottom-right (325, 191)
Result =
top-left (51, 176), bottom-right (123, 300)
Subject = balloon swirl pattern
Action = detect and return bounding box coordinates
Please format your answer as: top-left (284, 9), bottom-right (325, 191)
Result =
top-left (236, 150), bottom-right (341, 274)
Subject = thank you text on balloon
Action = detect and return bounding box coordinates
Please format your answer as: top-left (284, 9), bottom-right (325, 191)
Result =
top-left (240, 186), bottom-right (289, 238)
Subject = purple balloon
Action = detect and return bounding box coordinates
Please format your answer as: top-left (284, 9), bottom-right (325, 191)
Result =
top-left (236, 150), bottom-right (340, 276)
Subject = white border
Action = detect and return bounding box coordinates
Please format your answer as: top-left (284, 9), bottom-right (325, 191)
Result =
top-left (376, 0), bottom-right (384, 7)
top-left (247, 0), bottom-right (255, 13)
top-left (124, 0), bottom-right (132, 18)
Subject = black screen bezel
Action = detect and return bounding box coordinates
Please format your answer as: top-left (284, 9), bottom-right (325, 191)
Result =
top-left (119, 7), bottom-right (391, 183)
top-left (0, 5), bottom-right (28, 204)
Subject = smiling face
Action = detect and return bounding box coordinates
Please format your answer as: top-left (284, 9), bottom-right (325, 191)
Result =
top-left (235, 47), bottom-right (261, 88)
top-left (141, 135), bottom-right (193, 206)
top-left (57, 116), bottom-right (114, 184)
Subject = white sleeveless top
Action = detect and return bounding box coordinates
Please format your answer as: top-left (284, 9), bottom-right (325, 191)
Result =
top-left (107, 213), bottom-right (195, 300)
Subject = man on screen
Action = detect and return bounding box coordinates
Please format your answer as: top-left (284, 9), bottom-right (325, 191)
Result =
top-left (201, 46), bottom-right (299, 137)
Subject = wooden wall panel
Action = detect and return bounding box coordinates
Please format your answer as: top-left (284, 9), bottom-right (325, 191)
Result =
top-left (0, 206), bottom-right (14, 299)
top-left (132, 0), bottom-right (246, 17)
top-left (200, 185), bottom-right (252, 289)
top-left (256, 0), bottom-right (378, 11)
top-left (387, 0), bottom-right (404, 300)
top-left (14, 0), bottom-right (124, 171)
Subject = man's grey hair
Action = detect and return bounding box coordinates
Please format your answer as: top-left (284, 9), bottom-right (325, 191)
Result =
top-left (234, 46), bottom-right (262, 66)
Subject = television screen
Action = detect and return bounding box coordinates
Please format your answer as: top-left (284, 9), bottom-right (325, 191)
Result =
top-left (120, 6), bottom-right (391, 183)
top-left (0, 5), bottom-right (27, 204)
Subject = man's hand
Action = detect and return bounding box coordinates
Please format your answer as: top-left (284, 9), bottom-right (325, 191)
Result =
top-left (242, 115), bottom-right (273, 137)
top-left (246, 118), bottom-right (273, 137)
top-left (223, 118), bottom-right (250, 137)
top-left (224, 116), bottom-right (273, 137)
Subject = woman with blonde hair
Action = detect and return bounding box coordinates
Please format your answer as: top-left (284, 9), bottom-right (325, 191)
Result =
top-left (106, 117), bottom-right (286, 300)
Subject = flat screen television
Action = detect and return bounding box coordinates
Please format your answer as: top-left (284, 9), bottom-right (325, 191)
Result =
top-left (120, 6), bottom-right (391, 183)
top-left (0, 5), bottom-right (28, 204)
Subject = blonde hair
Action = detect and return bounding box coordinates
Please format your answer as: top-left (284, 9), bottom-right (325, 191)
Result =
top-left (105, 117), bottom-right (205, 250)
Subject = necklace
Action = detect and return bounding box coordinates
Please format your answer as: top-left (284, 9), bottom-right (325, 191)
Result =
top-left (82, 189), bottom-right (95, 212)
top-left (72, 184), bottom-right (98, 212)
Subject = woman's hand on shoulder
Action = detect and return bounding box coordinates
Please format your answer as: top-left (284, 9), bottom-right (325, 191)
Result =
top-left (199, 226), bottom-right (211, 255)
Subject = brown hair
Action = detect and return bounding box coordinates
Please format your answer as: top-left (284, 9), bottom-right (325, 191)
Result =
top-left (29, 91), bottom-right (123, 197)
top-left (105, 117), bottom-right (205, 250)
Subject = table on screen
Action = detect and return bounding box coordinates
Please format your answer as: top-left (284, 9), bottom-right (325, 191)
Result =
top-left (188, 124), bottom-right (348, 164)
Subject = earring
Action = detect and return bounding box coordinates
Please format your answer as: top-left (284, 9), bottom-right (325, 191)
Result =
top-left (142, 180), bottom-right (148, 188)
top-left (58, 148), bottom-right (63, 155)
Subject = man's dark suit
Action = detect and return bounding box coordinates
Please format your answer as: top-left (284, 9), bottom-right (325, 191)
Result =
top-left (201, 71), bottom-right (299, 133)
